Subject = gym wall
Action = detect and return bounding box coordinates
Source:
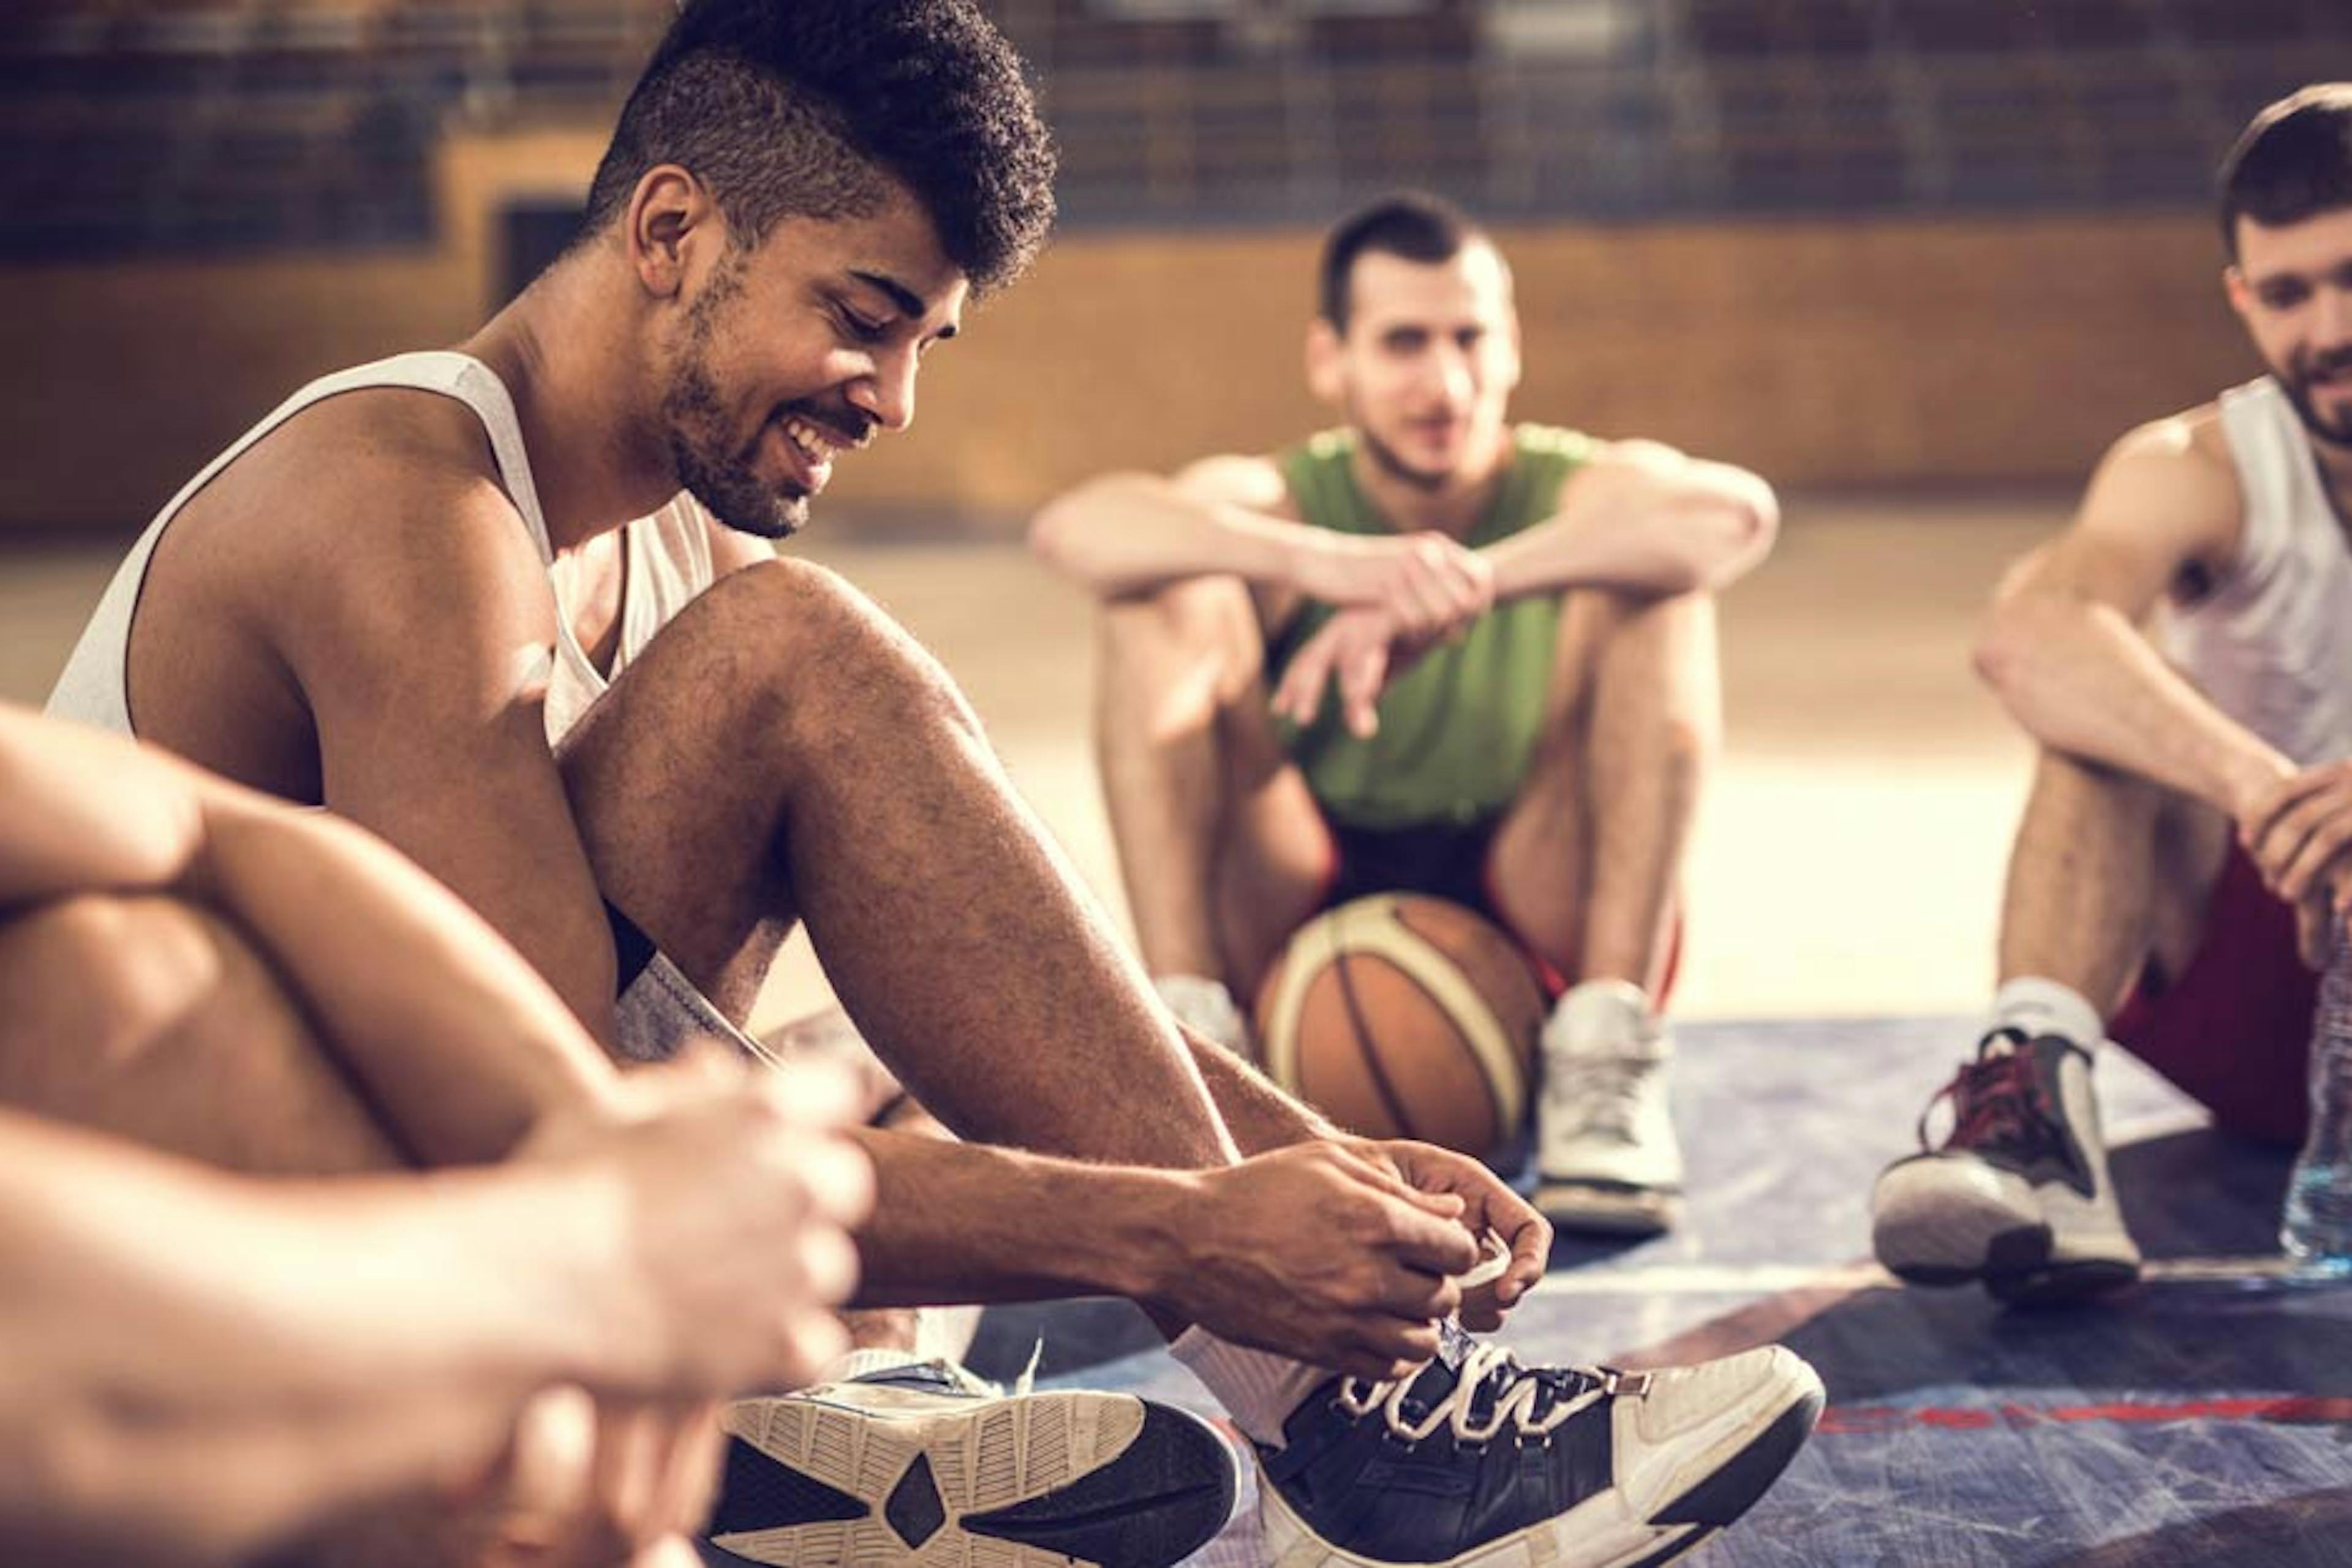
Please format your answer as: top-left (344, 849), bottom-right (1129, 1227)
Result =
top-left (0, 126), bottom-right (2256, 534)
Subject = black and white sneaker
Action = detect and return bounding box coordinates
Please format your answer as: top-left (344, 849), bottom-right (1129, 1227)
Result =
top-left (1871, 1028), bottom-right (2141, 1304)
top-left (706, 1360), bottom-right (1235, 1566)
top-left (1254, 1323), bottom-right (1822, 1567)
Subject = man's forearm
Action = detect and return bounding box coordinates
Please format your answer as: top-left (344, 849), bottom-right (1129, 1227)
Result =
top-left (0, 1117), bottom-right (594, 1564)
top-left (1031, 476), bottom-right (1306, 598)
top-left (1485, 493), bottom-right (1770, 603)
top-left (846, 1127), bottom-right (1209, 1308)
top-left (1982, 595), bottom-right (2291, 815)
top-left (1179, 1025), bottom-right (1339, 1152)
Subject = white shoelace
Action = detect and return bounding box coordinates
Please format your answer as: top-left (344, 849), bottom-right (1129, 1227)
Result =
top-left (1547, 1054), bottom-right (1653, 1141)
top-left (1335, 1346), bottom-right (1646, 1445)
top-left (925, 1341), bottom-right (1042, 1400)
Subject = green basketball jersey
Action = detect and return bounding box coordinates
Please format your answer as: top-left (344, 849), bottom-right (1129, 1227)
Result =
top-left (1269, 424), bottom-right (1594, 829)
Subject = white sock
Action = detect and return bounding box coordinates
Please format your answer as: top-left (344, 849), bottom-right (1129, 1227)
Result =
top-left (1545, 978), bottom-right (1656, 1055)
top-left (1988, 976), bottom-right (2103, 1052)
top-left (1169, 1329), bottom-right (1332, 1447)
top-left (1155, 973), bottom-right (1250, 1054)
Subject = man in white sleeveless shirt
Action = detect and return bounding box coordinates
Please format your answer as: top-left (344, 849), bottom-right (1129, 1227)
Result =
top-left (1872, 84), bottom-right (2352, 1305)
top-left (31, 2), bottom-right (1826, 1566)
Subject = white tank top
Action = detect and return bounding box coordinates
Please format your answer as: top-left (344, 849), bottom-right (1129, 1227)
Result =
top-left (2163, 376), bottom-right (2352, 767)
top-left (46, 350), bottom-right (717, 748)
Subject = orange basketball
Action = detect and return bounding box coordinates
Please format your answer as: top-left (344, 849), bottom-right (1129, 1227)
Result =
top-left (1253, 893), bottom-right (1547, 1159)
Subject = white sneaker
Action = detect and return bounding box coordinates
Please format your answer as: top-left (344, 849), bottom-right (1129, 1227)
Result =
top-left (1536, 980), bottom-right (1683, 1235)
top-left (708, 1360), bottom-right (1235, 1565)
top-left (1156, 972), bottom-right (1253, 1056)
top-left (1871, 1028), bottom-right (2141, 1304)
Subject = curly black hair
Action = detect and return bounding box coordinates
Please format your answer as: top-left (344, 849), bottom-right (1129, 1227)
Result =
top-left (584, 0), bottom-right (1057, 292)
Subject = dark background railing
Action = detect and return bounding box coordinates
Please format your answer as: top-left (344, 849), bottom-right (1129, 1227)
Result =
top-left (3, 0), bottom-right (2344, 261)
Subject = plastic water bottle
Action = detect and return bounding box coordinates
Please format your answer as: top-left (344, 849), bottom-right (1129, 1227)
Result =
top-left (2282, 913), bottom-right (2352, 1275)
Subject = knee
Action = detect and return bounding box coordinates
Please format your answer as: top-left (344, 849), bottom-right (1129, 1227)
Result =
top-left (699, 557), bottom-right (984, 742)
top-left (1099, 575), bottom-right (1259, 689)
top-left (0, 894), bottom-right (274, 1072)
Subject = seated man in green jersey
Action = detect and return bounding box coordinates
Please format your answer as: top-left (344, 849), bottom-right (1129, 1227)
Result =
top-left (1031, 192), bottom-right (1779, 1235)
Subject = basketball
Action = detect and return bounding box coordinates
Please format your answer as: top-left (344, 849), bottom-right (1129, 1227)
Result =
top-left (1254, 893), bottom-right (1547, 1159)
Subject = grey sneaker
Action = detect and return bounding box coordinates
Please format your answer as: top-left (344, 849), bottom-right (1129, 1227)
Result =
top-left (706, 1360), bottom-right (1235, 1566)
top-left (1871, 1028), bottom-right (2141, 1304)
top-left (1536, 981), bottom-right (1683, 1235)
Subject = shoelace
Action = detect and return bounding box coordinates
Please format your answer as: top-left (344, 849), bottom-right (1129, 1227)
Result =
top-left (1335, 1344), bottom-right (1646, 1444)
top-left (1545, 1053), bottom-right (1654, 1140)
top-left (1918, 1034), bottom-right (2072, 1170)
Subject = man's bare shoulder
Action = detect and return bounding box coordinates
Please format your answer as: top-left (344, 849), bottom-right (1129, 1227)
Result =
top-left (1172, 452), bottom-right (1298, 519)
top-left (128, 387), bottom-right (556, 793)
top-left (186, 388), bottom-right (549, 609)
top-left (2078, 402), bottom-right (2244, 549)
top-left (150, 387), bottom-right (558, 721)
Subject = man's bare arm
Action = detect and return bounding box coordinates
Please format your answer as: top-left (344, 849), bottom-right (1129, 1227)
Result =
top-left (1971, 415), bottom-right (2291, 818)
top-left (0, 1065), bottom-right (870, 1568)
top-left (0, 706), bottom-right (617, 1163)
top-left (843, 1123), bottom-right (1484, 1379)
top-left (1029, 456), bottom-right (1312, 598)
top-left (1482, 441), bottom-right (1779, 601)
top-left (269, 450), bottom-right (625, 1044)
top-left (1031, 458), bottom-right (1492, 635)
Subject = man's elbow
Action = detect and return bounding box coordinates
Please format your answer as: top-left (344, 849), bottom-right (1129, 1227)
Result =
top-left (1025, 489), bottom-right (1084, 576)
top-left (1689, 482), bottom-right (1779, 592)
top-left (1027, 475), bottom-right (1129, 587)
top-left (1972, 587), bottom-right (2054, 701)
top-left (1722, 484), bottom-right (1780, 580)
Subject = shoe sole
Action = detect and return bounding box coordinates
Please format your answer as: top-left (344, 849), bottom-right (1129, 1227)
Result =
top-left (708, 1390), bottom-right (1235, 1566)
top-left (1873, 1159), bottom-right (2139, 1302)
top-left (1257, 1352), bottom-right (1822, 1567)
top-left (1985, 1255), bottom-right (2142, 1306)
top-left (1536, 1177), bottom-right (1681, 1237)
top-left (1872, 1152), bottom-right (2042, 1280)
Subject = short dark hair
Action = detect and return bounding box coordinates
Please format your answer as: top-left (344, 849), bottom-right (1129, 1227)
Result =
top-left (583, 0), bottom-right (1057, 292)
top-left (1318, 191), bottom-right (1486, 332)
top-left (2218, 83), bottom-right (2352, 260)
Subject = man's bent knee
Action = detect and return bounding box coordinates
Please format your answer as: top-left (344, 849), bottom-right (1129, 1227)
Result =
top-left (0, 894), bottom-right (403, 1173)
top-left (678, 557), bottom-right (983, 746)
top-left (0, 894), bottom-right (245, 1074)
top-left (1102, 574), bottom-right (1254, 651)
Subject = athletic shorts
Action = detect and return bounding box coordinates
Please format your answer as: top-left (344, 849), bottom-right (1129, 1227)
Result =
top-left (2107, 840), bottom-right (2313, 1146)
top-left (606, 900), bottom-right (761, 1064)
top-left (1313, 816), bottom-right (1681, 1004)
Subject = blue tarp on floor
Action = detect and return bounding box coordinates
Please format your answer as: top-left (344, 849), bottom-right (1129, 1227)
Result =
top-left (971, 1017), bottom-right (2352, 1566)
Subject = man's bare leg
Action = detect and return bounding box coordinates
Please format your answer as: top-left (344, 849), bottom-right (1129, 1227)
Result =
top-left (1995, 750), bottom-right (2224, 1015)
top-left (1093, 575), bottom-right (1333, 1011)
top-left (1489, 588), bottom-right (1717, 992)
top-left (0, 893), bottom-right (407, 1175)
top-left (1490, 589), bottom-right (1719, 1235)
top-left (758, 1005), bottom-right (979, 1368)
top-left (560, 559), bottom-right (1242, 1169)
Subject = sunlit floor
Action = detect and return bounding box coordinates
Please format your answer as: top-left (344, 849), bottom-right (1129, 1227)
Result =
top-left (0, 493), bottom-right (2057, 1023)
